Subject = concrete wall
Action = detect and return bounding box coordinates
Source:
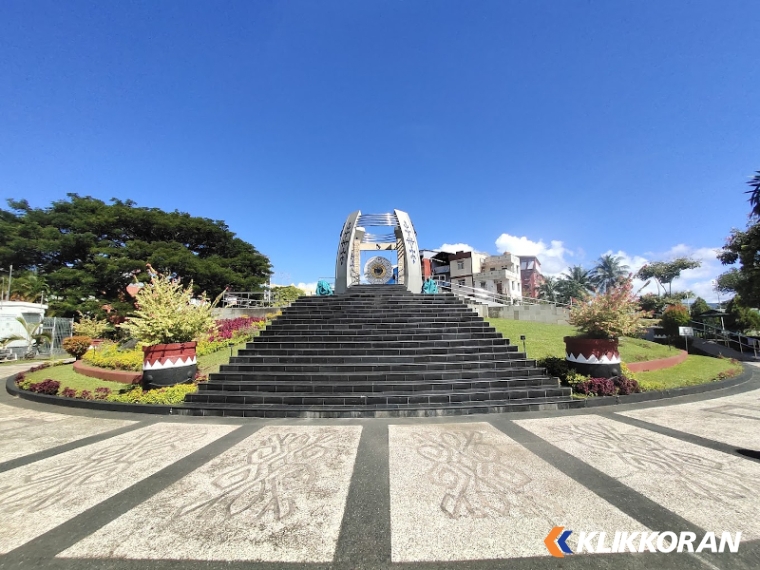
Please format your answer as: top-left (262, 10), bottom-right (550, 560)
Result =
top-left (466, 303), bottom-right (570, 325)
top-left (212, 307), bottom-right (281, 320)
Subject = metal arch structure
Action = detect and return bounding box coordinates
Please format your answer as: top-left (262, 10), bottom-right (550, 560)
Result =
top-left (334, 209), bottom-right (422, 294)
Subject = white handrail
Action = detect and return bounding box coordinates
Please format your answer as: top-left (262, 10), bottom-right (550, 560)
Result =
top-left (437, 281), bottom-right (570, 309)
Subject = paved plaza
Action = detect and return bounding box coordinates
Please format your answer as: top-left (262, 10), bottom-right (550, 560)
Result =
top-left (1, 366), bottom-right (760, 569)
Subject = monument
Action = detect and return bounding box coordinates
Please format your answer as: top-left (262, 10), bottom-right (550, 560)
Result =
top-left (334, 210), bottom-right (423, 294)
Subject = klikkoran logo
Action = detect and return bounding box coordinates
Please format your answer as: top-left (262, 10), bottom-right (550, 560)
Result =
top-left (544, 527), bottom-right (742, 557)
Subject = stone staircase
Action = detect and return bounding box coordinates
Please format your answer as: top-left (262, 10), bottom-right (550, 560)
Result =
top-left (182, 284), bottom-right (576, 417)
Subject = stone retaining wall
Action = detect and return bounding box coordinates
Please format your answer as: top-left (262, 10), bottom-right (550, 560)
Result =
top-left (468, 303), bottom-right (570, 325)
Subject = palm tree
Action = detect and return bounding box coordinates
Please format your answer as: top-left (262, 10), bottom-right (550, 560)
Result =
top-left (537, 276), bottom-right (561, 302)
top-left (558, 265), bottom-right (595, 303)
top-left (591, 254), bottom-right (630, 293)
top-left (12, 272), bottom-right (51, 303)
top-left (747, 170), bottom-right (760, 218)
top-left (13, 317), bottom-right (52, 358)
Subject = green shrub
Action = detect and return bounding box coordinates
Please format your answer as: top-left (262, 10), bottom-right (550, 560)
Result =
top-left (62, 336), bottom-right (92, 360)
top-left (106, 383), bottom-right (197, 405)
top-left (660, 304), bottom-right (691, 338)
top-left (538, 356), bottom-right (569, 380)
top-left (81, 342), bottom-right (143, 371)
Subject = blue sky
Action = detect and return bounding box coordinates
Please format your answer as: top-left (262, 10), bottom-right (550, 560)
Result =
top-left (1, 1), bottom-right (758, 301)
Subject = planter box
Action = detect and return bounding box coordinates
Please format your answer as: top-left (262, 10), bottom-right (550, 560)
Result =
top-left (142, 341), bottom-right (197, 389)
top-left (564, 336), bottom-right (621, 378)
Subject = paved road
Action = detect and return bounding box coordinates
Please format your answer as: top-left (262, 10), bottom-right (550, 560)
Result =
top-left (1, 366), bottom-right (760, 569)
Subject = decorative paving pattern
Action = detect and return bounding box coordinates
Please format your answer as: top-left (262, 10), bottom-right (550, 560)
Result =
top-left (516, 415), bottom-right (760, 539)
top-left (1, 383), bottom-right (760, 568)
top-left (388, 423), bottom-right (646, 562)
top-left (0, 423), bottom-right (233, 554)
top-left (620, 388), bottom-right (760, 449)
top-left (60, 425), bottom-right (362, 562)
top-left (0, 403), bottom-right (135, 463)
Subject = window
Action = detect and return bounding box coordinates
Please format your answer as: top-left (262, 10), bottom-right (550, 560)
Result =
top-left (480, 281), bottom-right (486, 289)
top-left (458, 279), bottom-right (466, 286)
top-left (457, 261), bottom-right (464, 270)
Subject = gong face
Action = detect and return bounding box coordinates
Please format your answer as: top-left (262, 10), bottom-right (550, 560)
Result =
top-left (364, 256), bottom-right (393, 284)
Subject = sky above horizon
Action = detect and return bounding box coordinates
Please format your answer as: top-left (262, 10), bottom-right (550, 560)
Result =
top-left (2, 1), bottom-right (758, 301)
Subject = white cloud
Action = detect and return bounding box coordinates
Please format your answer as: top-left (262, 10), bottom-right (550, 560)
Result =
top-left (600, 245), bottom-right (727, 302)
top-left (437, 243), bottom-right (477, 254)
top-left (494, 233), bottom-right (571, 276)
top-left (295, 282), bottom-right (319, 295)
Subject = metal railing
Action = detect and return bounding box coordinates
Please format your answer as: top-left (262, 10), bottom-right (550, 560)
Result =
top-left (221, 291), bottom-right (273, 309)
top-left (437, 281), bottom-right (570, 309)
top-left (690, 320), bottom-right (760, 358)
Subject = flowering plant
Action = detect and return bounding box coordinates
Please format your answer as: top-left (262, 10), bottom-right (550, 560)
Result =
top-left (209, 316), bottom-right (265, 342)
top-left (568, 277), bottom-right (648, 339)
top-left (119, 272), bottom-right (215, 346)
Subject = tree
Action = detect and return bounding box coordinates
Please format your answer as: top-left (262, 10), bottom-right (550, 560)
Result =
top-left (690, 297), bottom-right (711, 320)
top-left (639, 292), bottom-right (690, 317)
top-left (660, 304), bottom-right (691, 339)
top-left (271, 285), bottom-right (306, 307)
top-left (746, 170), bottom-right (760, 219)
top-left (636, 258), bottom-right (701, 296)
top-left (0, 195), bottom-right (272, 318)
top-left (718, 170), bottom-right (760, 307)
top-left (557, 265), bottom-right (595, 303)
top-left (537, 276), bottom-right (561, 302)
top-left (12, 317), bottom-right (52, 358)
top-left (724, 296), bottom-right (760, 333)
top-left (9, 270), bottom-right (50, 303)
top-left (591, 254), bottom-right (629, 293)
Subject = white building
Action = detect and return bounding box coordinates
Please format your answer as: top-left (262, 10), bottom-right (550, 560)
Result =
top-left (473, 253), bottom-right (522, 301)
top-left (0, 301), bottom-right (47, 357)
top-left (448, 251), bottom-right (488, 289)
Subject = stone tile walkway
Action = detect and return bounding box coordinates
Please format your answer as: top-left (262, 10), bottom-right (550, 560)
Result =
top-left (1, 368), bottom-right (759, 569)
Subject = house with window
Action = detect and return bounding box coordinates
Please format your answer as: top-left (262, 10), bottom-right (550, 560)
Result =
top-left (519, 256), bottom-right (545, 299)
top-left (473, 252), bottom-right (522, 301)
top-left (448, 251), bottom-right (487, 290)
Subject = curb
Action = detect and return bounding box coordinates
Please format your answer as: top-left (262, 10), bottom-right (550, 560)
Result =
top-left (572, 363), bottom-right (755, 408)
top-left (5, 374), bottom-right (185, 415)
top-left (73, 360), bottom-right (142, 384)
top-left (626, 350), bottom-right (688, 373)
top-left (5, 364), bottom-right (757, 417)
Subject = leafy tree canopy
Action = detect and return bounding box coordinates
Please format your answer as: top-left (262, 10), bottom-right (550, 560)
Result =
top-left (271, 285), bottom-right (306, 307)
top-left (591, 254), bottom-right (629, 293)
top-left (556, 265), bottom-right (595, 304)
top-left (718, 170), bottom-right (760, 308)
top-left (690, 297), bottom-right (711, 319)
top-left (0, 195), bottom-right (272, 317)
top-left (636, 258), bottom-right (701, 296)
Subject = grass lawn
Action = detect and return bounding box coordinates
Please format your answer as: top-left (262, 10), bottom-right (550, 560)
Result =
top-left (22, 364), bottom-right (124, 392)
top-left (636, 356), bottom-right (743, 391)
top-left (198, 343), bottom-right (246, 374)
top-left (19, 343), bottom-right (247, 393)
top-left (487, 318), bottom-right (673, 362)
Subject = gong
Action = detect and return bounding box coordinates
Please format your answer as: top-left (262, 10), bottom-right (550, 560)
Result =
top-left (364, 256), bottom-right (393, 284)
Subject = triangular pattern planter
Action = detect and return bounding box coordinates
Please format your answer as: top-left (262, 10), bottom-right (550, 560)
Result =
top-left (564, 336), bottom-right (621, 378)
top-left (142, 341), bottom-right (197, 388)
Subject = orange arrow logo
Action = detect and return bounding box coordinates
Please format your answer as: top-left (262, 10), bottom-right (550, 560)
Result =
top-left (545, 526), bottom-right (566, 558)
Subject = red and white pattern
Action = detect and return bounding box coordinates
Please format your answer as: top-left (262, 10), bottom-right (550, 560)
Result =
top-left (142, 342), bottom-right (197, 370)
